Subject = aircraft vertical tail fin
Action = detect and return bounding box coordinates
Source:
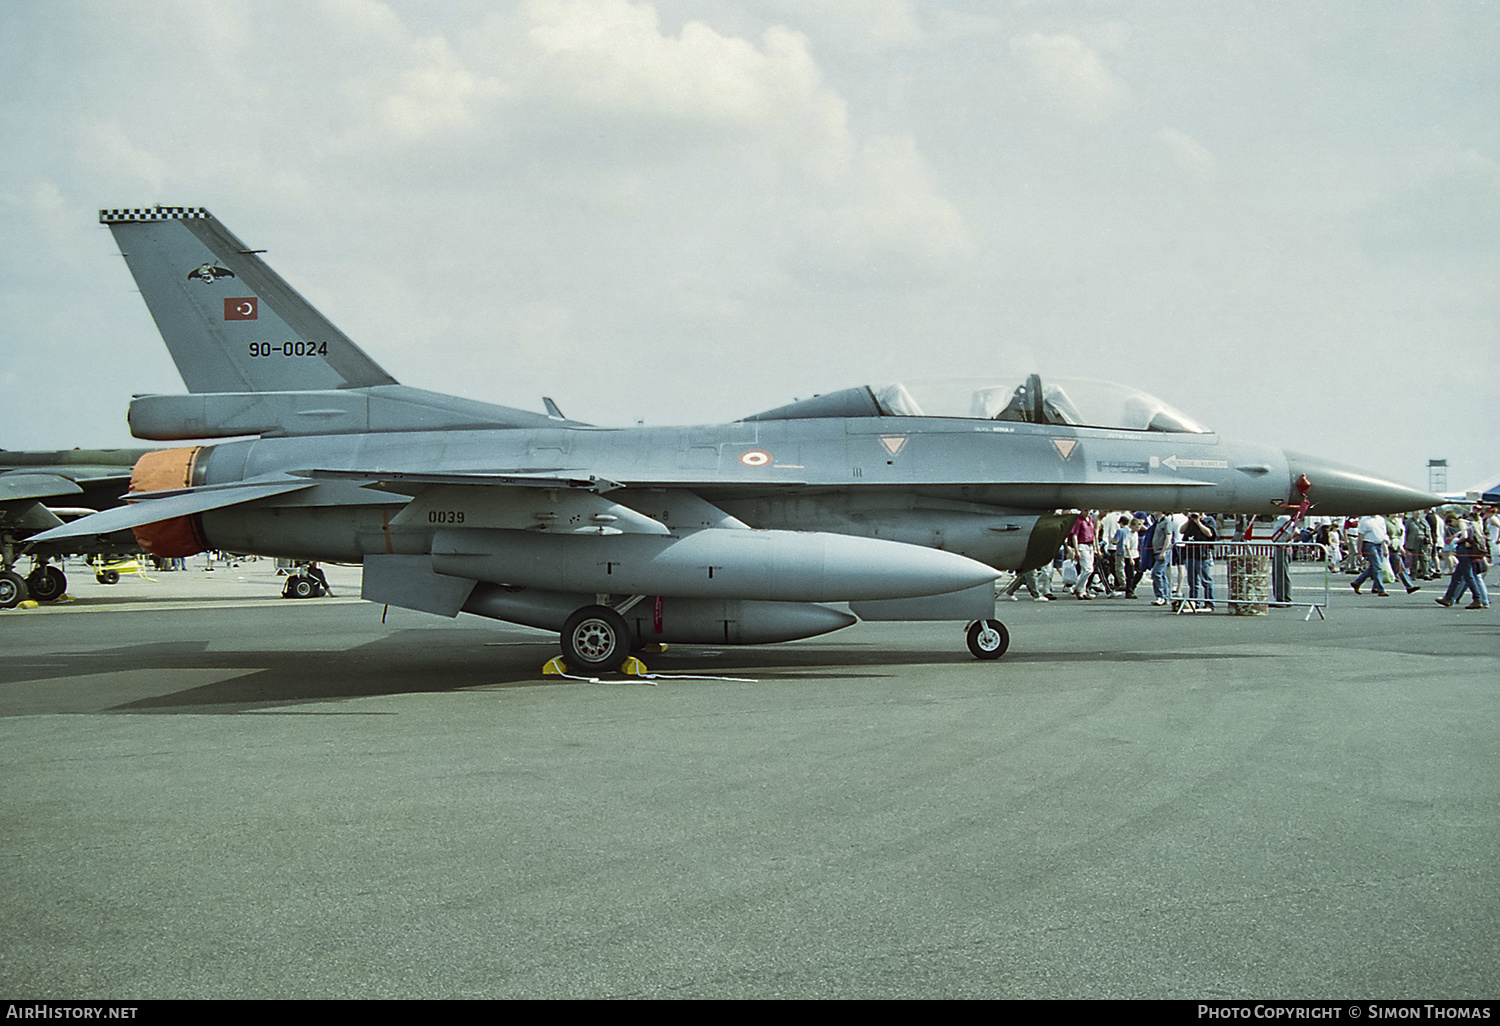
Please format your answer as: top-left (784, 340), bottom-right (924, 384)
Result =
top-left (101, 207), bottom-right (398, 394)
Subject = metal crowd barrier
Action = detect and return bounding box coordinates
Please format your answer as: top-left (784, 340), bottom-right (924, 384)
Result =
top-left (1177, 540), bottom-right (1330, 620)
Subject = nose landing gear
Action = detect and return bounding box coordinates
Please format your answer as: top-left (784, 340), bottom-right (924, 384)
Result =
top-left (966, 619), bottom-right (1010, 660)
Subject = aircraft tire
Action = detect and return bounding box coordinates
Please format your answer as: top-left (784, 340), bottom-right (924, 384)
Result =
top-left (287, 576), bottom-right (317, 599)
top-left (561, 605), bottom-right (633, 674)
top-left (26, 566), bottom-right (67, 602)
top-left (0, 570), bottom-right (26, 608)
top-left (95, 570), bottom-right (120, 585)
top-left (966, 619), bottom-right (1010, 660)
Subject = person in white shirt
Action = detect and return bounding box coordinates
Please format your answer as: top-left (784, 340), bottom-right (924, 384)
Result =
top-left (1114, 515), bottom-right (1141, 598)
top-left (1170, 511), bottom-right (1190, 597)
top-left (1350, 514), bottom-right (1390, 596)
top-left (1319, 516), bottom-right (1343, 572)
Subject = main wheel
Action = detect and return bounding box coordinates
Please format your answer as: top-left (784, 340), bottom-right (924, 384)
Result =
top-left (288, 575), bottom-right (317, 599)
top-left (966, 619), bottom-right (1010, 660)
top-left (26, 566), bottom-right (67, 602)
top-left (561, 605), bottom-right (633, 673)
top-left (0, 570), bottom-right (27, 608)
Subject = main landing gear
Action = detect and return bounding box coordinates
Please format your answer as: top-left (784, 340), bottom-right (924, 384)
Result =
top-left (281, 563), bottom-right (332, 599)
top-left (26, 564), bottom-right (67, 602)
top-left (560, 604), bottom-right (633, 674)
top-left (0, 569), bottom-right (25, 609)
top-left (0, 559), bottom-right (69, 608)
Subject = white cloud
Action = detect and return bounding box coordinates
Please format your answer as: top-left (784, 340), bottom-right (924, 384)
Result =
top-left (74, 119), bottom-right (167, 195)
top-left (274, 0), bottom-right (969, 283)
top-left (382, 58), bottom-right (499, 137)
top-left (797, 134), bottom-right (975, 281)
top-left (517, 0), bottom-right (842, 163)
top-left (25, 180), bottom-right (66, 217)
top-left (1010, 32), bottom-right (1129, 124)
top-left (764, 0), bottom-right (923, 49)
top-left (323, 2), bottom-right (505, 145)
top-left (1158, 126), bottom-right (1216, 179)
top-left (525, 0), bottom-right (815, 124)
top-left (503, 0), bottom-right (971, 281)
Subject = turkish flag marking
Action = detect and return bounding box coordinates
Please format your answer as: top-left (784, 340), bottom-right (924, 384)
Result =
top-left (224, 297), bottom-right (258, 320)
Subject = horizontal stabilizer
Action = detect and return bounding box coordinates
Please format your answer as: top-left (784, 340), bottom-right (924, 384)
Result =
top-left (28, 479), bottom-right (315, 543)
top-left (0, 500), bottom-right (66, 532)
top-left (0, 473), bottom-right (85, 504)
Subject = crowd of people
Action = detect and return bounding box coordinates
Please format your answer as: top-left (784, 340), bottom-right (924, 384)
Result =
top-left (1306, 509), bottom-right (1493, 609)
top-left (1002, 507), bottom-right (1496, 612)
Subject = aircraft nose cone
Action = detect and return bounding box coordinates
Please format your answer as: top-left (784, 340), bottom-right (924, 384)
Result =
top-left (1283, 451), bottom-right (1443, 515)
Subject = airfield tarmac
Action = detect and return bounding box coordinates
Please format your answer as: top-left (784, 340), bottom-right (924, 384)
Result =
top-left (0, 558), bottom-right (1495, 999)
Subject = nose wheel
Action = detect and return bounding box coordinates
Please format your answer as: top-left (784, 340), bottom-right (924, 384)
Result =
top-left (966, 619), bottom-right (1010, 660)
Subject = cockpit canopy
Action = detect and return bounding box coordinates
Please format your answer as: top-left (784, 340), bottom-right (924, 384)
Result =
top-left (744, 375), bottom-right (1210, 433)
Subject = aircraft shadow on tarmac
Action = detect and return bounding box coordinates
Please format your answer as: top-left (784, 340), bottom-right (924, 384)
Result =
top-left (4, 629), bottom-right (1265, 714)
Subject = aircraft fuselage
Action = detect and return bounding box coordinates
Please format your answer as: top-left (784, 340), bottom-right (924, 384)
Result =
top-left (184, 416), bottom-right (1294, 571)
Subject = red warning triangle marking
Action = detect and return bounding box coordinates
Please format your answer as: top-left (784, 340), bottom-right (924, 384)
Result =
top-left (1052, 439), bottom-right (1077, 459)
top-left (880, 436), bottom-right (907, 455)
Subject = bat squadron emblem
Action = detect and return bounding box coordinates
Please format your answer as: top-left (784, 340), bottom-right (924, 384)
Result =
top-left (187, 263), bottom-right (235, 284)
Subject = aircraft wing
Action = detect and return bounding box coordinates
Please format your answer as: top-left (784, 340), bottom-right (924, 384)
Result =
top-left (27, 479), bottom-right (317, 543)
top-left (27, 468), bottom-right (684, 542)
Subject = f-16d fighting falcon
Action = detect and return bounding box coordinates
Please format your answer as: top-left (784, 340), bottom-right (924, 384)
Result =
top-left (33, 207), bottom-right (1440, 669)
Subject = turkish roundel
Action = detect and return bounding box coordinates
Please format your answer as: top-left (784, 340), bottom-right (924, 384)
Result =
top-left (224, 297), bottom-right (258, 320)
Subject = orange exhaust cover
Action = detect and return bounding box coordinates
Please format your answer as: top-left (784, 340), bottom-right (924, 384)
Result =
top-left (129, 447), bottom-right (208, 557)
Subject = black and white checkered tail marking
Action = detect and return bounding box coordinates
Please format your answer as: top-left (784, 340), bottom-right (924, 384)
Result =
top-left (99, 206), bottom-right (212, 224)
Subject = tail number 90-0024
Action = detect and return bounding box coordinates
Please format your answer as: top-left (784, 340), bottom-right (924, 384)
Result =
top-left (248, 340), bottom-right (329, 358)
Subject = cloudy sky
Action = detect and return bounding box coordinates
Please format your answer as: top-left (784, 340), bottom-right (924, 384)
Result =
top-left (2, 0), bottom-right (1496, 492)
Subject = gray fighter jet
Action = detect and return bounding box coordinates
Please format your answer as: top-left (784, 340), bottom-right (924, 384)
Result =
top-left (33, 206), bottom-right (1440, 666)
top-left (1, 447), bottom-right (151, 605)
